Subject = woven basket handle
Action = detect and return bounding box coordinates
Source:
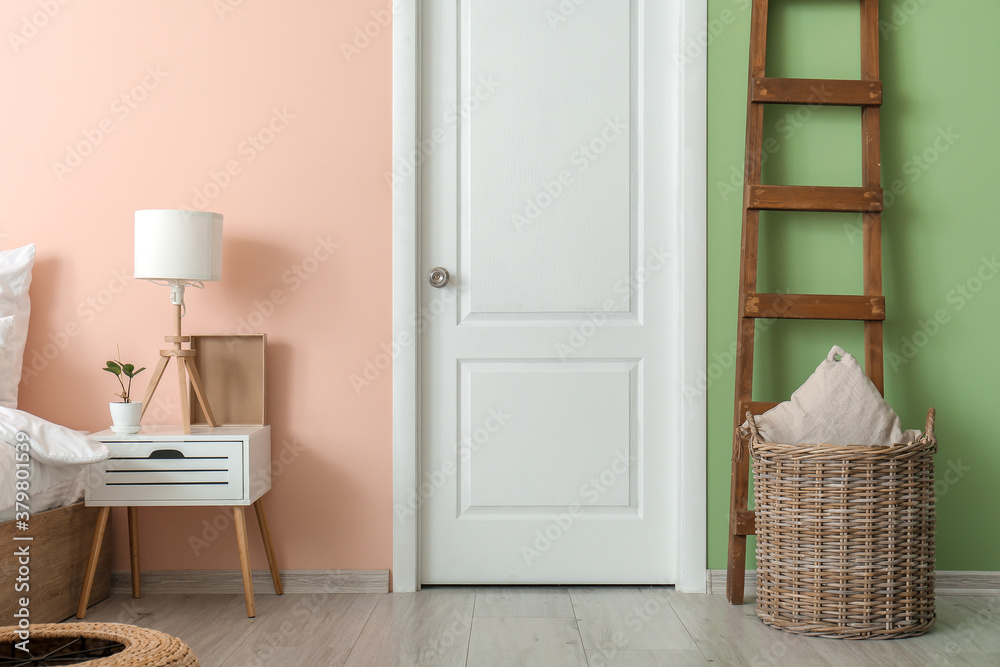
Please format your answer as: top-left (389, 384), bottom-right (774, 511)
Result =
top-left (923, 407), bottom-right (937, 447)
top-left (734, 412), bottom-right (761, 462)
top-left (745, 411), bottom-right (762, 441)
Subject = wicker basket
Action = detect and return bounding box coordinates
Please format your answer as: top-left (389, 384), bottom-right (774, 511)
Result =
top-left (745, 408), bottom-right (937, 639)
top-left (0, 623), bottom-right (199, 665)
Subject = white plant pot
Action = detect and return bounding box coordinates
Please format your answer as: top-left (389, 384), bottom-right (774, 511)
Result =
top-left (109, 401), bottom-right (143, 434)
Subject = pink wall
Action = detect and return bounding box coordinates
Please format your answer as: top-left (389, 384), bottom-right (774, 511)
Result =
top-left (2, 1), bottom-right (392, 572)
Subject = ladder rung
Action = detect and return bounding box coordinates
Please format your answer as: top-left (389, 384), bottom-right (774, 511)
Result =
top-left (733, 510), bottom-right (756, 536)
top-left (748, 185), bottom-right (883, 212)
top-left (752, 78), bottom-right (882, 106)
top-left (743, 293), bottom-right (886, 321)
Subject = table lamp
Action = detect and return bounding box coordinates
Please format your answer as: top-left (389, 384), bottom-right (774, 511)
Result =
top-left (134, 209), bottom-right (223, 433)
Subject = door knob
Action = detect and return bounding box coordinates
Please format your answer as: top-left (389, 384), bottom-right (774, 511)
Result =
top-left (428, 267), bottom-right (450, 288)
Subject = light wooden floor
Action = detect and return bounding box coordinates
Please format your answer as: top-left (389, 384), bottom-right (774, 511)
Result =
top-left (74, 587), bottom-right (1000, 666)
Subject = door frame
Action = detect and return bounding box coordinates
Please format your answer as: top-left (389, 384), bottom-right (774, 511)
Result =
top-left (392, 0), bottom-right (707, 593)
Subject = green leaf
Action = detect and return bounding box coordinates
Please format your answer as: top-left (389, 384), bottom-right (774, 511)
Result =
top-left (103, 361), bottom-right (122, 375)
top-left (122, 363), bottom-right (134, 374)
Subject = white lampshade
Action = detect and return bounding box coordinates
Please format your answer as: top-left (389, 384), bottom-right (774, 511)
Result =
top-left (134, 210), bottom-right (223, 281)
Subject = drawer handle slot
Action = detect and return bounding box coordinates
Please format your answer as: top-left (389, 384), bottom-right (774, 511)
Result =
top-left (109, 468), bottom-right (227, 473)
top-left (149, 449), bottom-right (185, 459)
top-left (107, 482), bottom-right (229, 486)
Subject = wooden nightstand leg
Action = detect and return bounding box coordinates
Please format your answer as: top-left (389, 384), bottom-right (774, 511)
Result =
top-left (77, 506), bottom-right (111, 619)
top-left (127, 507), bottom-right (141, 598)
top-left (232, 506), bottom-right (255, 617)
top-left (254, 498), bottom-right (283, 595)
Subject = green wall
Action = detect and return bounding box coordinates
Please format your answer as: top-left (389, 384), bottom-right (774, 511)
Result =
top-left (707, 0), bottom-right (1000, 570)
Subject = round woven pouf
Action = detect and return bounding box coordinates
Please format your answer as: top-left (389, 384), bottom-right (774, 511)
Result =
top-left (0, 622), bottom-right (199, 666)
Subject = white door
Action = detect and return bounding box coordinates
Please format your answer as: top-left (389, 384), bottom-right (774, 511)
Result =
top-left (416, 0), bottom-right (698, 585)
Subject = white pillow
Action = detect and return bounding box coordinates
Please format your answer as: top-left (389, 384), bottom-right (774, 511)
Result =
top-left (0, 244), bottom-right (35, 408)
top-left (0, 316), bottom-right (13, 383)
top-left (750, 345), bottom-right (921, 446)
top-left (0, 314), bottom-right (13, 346)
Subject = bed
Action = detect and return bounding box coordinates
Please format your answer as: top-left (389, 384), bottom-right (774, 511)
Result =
top-left (0, 503), bottom-right (112, 623)
top-left (0, 243), bottom-right (113, 622)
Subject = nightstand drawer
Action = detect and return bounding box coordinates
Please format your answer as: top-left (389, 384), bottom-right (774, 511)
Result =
top-left (89, 440), bottom-right (244, 502)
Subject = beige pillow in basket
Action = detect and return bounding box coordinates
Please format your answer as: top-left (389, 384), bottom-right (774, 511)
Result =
top-left (749, 345), bottom-right (921, 446)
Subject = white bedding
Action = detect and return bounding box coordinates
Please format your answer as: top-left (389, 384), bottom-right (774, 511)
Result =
top-left (0, 244), bottom-right (34, 409)
top-left (0, 406), bottom-right (109, 521)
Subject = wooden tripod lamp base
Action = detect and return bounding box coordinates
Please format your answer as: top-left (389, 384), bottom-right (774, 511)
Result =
top-left (139, 304), bottom-right (218, 434)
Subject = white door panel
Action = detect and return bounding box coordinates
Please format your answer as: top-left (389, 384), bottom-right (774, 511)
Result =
top-left (459, 360), bottom-right (636, 510)
top-left (420, 0), bottom-right (686, 584)
top-left (465, 1), bottom-right (633, 315)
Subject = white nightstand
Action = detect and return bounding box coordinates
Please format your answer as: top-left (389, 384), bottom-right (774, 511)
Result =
top-left (77, 425), bottom-right (282, 618)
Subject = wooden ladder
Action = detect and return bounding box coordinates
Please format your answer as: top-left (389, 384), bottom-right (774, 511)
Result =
top-left (726, 0), bottom-right (885, 604)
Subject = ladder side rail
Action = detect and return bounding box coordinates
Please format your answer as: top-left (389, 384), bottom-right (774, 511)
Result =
top-left (726, 0), bottom-right (770, 605)
top-left (861, 0), bottom-right (885, 394)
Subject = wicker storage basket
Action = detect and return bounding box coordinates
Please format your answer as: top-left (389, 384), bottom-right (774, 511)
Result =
top-left (0, 623), bottom-right (199, 665)
top-left (745, 408), bottom-right (937, 639)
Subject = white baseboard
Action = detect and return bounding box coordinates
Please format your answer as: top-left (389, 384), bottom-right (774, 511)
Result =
top-left (929, 571), bottom-right (1000, 595)
top-left (112, 568), bottom-right (995, 597)
top-left (708, 570), bottom-right (1000, 597)
top-left (111, 569), bottom-right (389, 595)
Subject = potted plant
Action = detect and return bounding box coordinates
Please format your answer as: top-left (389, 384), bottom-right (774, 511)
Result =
top-left (104, 348), bottom-right (146, 434)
